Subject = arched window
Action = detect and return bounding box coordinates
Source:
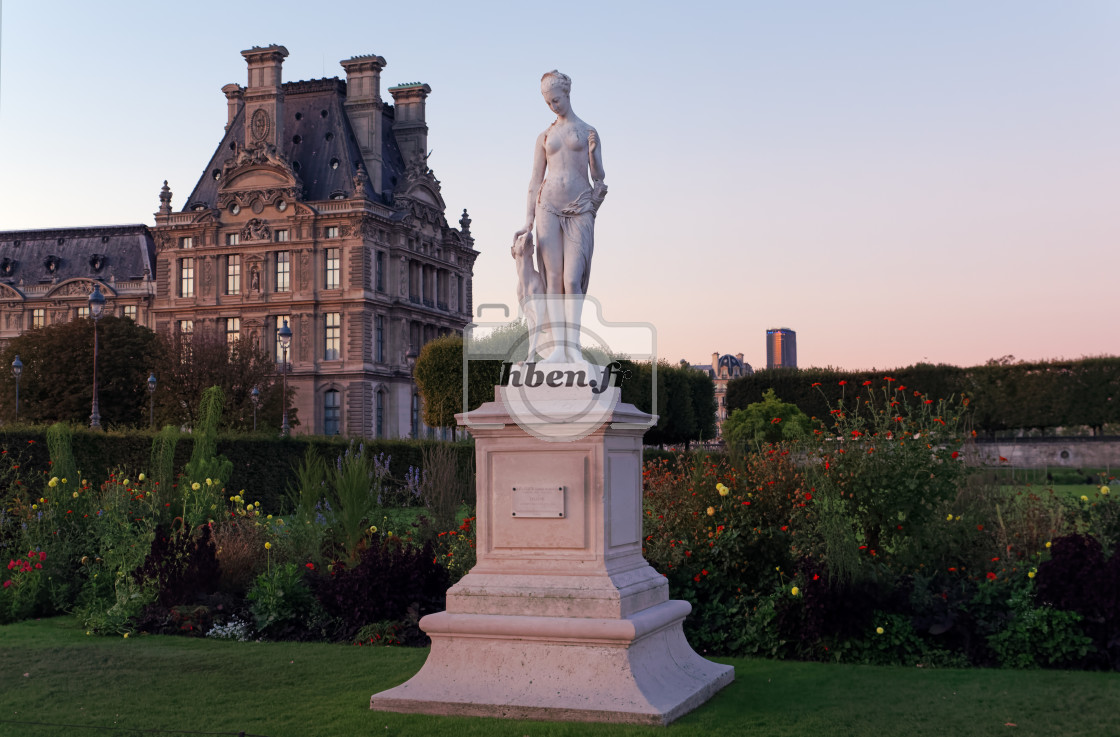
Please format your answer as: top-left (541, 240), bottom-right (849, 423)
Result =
top-left (324, 389), bottom-right (341, 435)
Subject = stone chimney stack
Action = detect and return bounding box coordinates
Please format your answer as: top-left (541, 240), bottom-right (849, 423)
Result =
top-left (222, 84), bottom-right (245, 131)
top-left (711, 352), bottom-right (719, 370)
top-left (735, 352), bottom-right (744, 365)
top-left (240, 45), bottom-right (289, 151)
top-left (389, 82), bottom-right (432, 167)
top-left (341, 54), bottom-right (387, 195)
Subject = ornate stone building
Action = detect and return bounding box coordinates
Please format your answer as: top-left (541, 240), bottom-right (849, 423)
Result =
top-left (0, 226), bottom-right (157, 340)
top-left (1, 45), bottom-right (477, 438)
top-left (690, 352), bottom-right (753, 437)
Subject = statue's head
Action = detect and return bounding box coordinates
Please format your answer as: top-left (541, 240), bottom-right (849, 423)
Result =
top-left (540, 70), bottom-right (572, 115)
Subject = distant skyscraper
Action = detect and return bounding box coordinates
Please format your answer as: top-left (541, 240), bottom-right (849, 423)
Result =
top-left (766, 328), bottom-right (797, 369)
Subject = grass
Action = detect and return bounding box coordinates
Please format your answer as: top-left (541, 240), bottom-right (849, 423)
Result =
top-left (2, 617), bottom-right (1118, 737)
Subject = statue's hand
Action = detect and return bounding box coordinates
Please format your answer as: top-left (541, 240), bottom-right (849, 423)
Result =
top-left (588, 129), bottom-right (599, 153)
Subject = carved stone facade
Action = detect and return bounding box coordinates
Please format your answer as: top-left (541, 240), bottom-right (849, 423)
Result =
top-left (0, 225), bottom-right (157, 342)
top-left (1, 46), bottom-right (477, 440)
top-left (690, 352), bottom-right (753, 437)
top-left (151, 45), bottom-right (477, 438)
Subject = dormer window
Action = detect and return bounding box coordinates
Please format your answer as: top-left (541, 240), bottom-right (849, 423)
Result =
top-left (324, 226), bottom-right (339, 239)
top-left (179, 237), bottom-right (193, 249)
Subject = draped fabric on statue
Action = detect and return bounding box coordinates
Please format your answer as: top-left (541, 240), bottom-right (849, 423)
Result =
top-left (536, 188), bottom-right (596, 294)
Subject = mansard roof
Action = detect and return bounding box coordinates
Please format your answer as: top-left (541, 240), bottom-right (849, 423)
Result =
top-left (184, 78), bottom-right (407, 210)
top-left (0, 225), bottom-right (155, 287)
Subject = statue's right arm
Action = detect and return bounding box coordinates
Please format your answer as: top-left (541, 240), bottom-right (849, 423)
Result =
top-left (516, 132), bottom-right (548, 237)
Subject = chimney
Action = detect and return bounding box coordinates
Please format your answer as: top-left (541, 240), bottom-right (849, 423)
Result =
top-left (388, 82), bottom-right (432, 167)
top-left (222, 84), bottom-right (244, 131)
top-left (711, 352), bottom-right (719, 370)
top-left (240, 45), bottom-right (289, 151)
top-left (341, 54), bottom-right (387, 195)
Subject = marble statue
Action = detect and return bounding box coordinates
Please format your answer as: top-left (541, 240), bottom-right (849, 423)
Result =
top-left (513, 70), bottom-right (606, 364)
top-left (511, 231), bottom-right (545, 361)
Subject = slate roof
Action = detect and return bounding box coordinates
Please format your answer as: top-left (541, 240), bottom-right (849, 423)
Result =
top-left (0, 225), bottom-right (155, 287)
top-left (184, 78), bottom-right (407, 210)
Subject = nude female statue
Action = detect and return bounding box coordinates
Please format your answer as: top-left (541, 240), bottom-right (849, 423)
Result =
top-left (513, 70), bottom-right (607, 364)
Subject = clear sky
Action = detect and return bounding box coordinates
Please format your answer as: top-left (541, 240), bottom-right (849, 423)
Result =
top-left (1, 1), bottom-right (1117, 370)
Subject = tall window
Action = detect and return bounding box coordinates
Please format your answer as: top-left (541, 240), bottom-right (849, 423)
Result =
top-left (179, 320), bottom-right (194, 336)
top-left (324, 390), bottom-right (341, 435)
top-left (225, 317), bottom-right (240, 346)
top-left (179, 257), bottom-right (195, 297)
top-left (31, 309), bottom-right (45, 329)
top-left (457, 275), bottom-right (465, 312)
top-left (179, 236), bottom-right (193, 249)
top-left (324, 312), bottom-right (340, 360)
top-left (275, 315), bottom-right (290, 363)
top-left (375, 251), bottom-right (385, 291)
top-left (276, 251), bottom-right (290, 292)
top-left (375, 390), bottom-right (384, 438)
top-left (227, 255), bottom-right (241, 295)
top-left (375, 315), bottom-right (385, 362)
top-left (123, 305), bottom-right (138, 322)
top-left (274, 229), bottom-right (290, 243)
top-left (226, 233), bottom-right (240, 246)
top-left (325, 247), bottom-right (340, 290)
top-left (325, 226), bottom-right (339, 239)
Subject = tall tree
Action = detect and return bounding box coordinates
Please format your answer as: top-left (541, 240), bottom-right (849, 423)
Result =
top-left (153, 325), bottom-right (288, 431)
top-left (414, 334), bottom-right (503, 438)
top-left (0, 316), bottom-right (162, 426)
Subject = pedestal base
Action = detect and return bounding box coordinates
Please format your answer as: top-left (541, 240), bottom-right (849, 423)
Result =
top-left (370, 600), bottom-right (734, 725)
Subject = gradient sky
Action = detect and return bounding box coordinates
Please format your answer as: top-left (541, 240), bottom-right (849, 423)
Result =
top-left (1, 1), bottom-right (1117, 370)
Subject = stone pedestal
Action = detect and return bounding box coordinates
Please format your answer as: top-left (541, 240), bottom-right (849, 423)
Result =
top-left (370, 395), bottom-right (733, 725)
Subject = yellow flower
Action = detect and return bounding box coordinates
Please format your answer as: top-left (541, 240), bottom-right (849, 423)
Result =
top-left (123, 633), bottom-right (130, 639)
top-left (1028, 570), bottom-right (1036, 579)
top-left (138, 473), bottom-right (145, 482)
top-left (246, 503), bottom-right (253, 510)
top-left (267, 514), bottom-right (273, 520)
top-left (1081, 495), bottom-right (1089, 502)
top-left (1101, 486), bottom-right (1110, 496)
top-left (791, 586), bottom-right (800, 596)
top-left (946, 514), bottom-right (953, 521)
top-left (122, 480), bottom-right (129, 486)
top-left (31, 504), bottom-right (37, 510)
top-left (229, 496), bottom-right (236, 502)
top-left (72, 491), bottom-right (79, 499)
top-left (61, 478), bottom-right (67, 484)
top-left (1045, 541), bottom-right (1052, 548)
top-left (955, 516), bottom-right (961, 521)
top-left (264, 542), bottom-right (272, 550)
top-left (191, 482), bottom-right (201, 491)
top-left (81, 556), bottom-right (89, 565)
top-left (706, 506), bottom-right (715, 516)
top-left (205, 478), bottom-right (213, 486)
top-left (48, 477), bottom-right (59, 488)
top-left (716, 483), bottom-right (729, 497)
top-left (369, 525), bottom-right (378, 533)
top-left (876, 626), bottom-right (884, 635)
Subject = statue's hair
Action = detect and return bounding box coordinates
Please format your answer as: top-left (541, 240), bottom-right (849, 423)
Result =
top-left (540, 70), bottom-right (571, 95)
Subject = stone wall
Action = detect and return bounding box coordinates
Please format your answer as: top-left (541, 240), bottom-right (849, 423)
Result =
top-left (971, 438), bottom-right (1120, 469)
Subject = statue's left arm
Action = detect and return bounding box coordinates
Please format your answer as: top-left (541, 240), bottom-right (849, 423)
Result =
top-left (588, 128), bottom-right (607, 212)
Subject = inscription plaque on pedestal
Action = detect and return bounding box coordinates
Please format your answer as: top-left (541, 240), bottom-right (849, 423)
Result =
top-left (511, 486), bottom-right (564, 518)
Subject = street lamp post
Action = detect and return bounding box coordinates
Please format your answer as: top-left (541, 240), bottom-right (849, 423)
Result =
top-left (89, 285), bottom-right (106, 430)
top-left (147, 372), bottom-right (157, 428)
top-left (11, 355), bottom-right (23, 420)
top-left (406, 347), bottom-right (419, 439)
top-left (250, 386), bottom-right (260, 431)
top-left (278, 319), bottom-right (292, 437)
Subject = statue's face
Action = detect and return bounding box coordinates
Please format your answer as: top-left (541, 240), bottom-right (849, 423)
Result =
top-left (541, 85), bottom-right (570, 116)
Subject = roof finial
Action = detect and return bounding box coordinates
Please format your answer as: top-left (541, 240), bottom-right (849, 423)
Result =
top-left (158, 180), bottom-right (173, 216)
top-left (459, 208), bottom-right (471, 237)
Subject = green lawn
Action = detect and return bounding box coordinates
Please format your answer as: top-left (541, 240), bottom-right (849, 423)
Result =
top-left (1, 617), bottom-right (1117, 737)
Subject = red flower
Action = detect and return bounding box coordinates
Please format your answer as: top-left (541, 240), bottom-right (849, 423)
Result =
top-left (2, 581), bottom-right (10, 588)
top-left (693, 575), bottom-right (701, 582)
top-left (38, 552), bottom-right (46, 561)
top-left (701, 569), bottom-right (709, 576)
top-left (838, 380), bottom-right (847, 386)
top-left (862, 380), bottom-right (872, 386)
top-left (977, 524), bottom-right (984, 531)
top-left (999, 456), bottom-right (1008, 463)
top-left (811, 382), bottom-right (821, 387)
top-left (780, 526), bottom-right (788, 532)
top-left (986, 572), bottom-right (997, 580)
top-left (924, 399), bottom-right (933, 405)
top-left (851, 430), bottom-right (862, 437)
top-left (948, 567), bottom-right (957, 572)
top-left (951, 451), bottom-right (959, 459)
top-left (771, 417), bottom-right (782, 424)
top-left (804, 492), bottom-right (813, 501)
top-left (884, 377), bottom-right (895, 382)
top-left (305, 562), bottom-right (315, 570)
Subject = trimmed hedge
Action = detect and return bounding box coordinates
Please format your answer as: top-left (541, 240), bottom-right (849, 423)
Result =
top-left (0, 427), bottom-right (474, 514)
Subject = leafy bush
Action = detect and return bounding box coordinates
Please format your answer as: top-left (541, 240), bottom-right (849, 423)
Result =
top-left (247, 562), bottom-right (324, 641)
